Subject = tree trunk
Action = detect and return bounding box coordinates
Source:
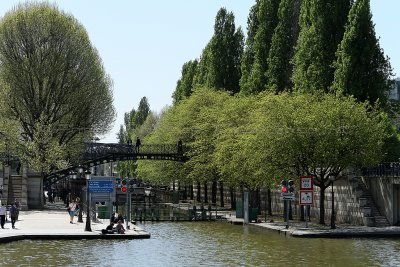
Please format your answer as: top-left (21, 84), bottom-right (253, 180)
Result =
top-left (197, 181), bottom-right (201, 202)
top-left (189, 183), bottom-right (194, 200)
top-left (319, 187), bottom-right (326, 225)
top-left (230, 187), bottom-right (236, 210)
top-left (267, 189), bottom-right (272, 216)
top-left (204, 182), bottom-right (208, 203)
top-left (219, 181), bottom-right (224, 207)
top-left (183, 184), bottom-right (187, 200)
top-left (211, 180), bottom-right (217, 204)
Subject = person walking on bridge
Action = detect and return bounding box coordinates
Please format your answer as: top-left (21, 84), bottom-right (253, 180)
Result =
top-left (135, 137), bottom-right (141, 153)
top-left (177, 139), bottom-right (183, 154)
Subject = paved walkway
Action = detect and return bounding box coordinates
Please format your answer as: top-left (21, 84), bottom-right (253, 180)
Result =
top-left (0, 202), bottom-right (150, 243)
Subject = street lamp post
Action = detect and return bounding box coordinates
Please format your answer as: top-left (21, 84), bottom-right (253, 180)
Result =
top-left (329, 175), bottom-right (336, 229)
top-left (77, 167), bottom-right (84, 223)
top-left (92, 137), bottom-right (100, 175)
top-left (71, 168), bottom-right (84, 223)
top-left (85, 170), bottom-right (92, 231)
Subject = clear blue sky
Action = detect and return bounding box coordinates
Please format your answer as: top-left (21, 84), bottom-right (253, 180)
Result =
top-left (0, 0), bottom-right (398, 143)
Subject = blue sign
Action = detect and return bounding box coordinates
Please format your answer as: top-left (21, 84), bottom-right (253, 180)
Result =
top-left (88, 181), bottom-right (113, 193)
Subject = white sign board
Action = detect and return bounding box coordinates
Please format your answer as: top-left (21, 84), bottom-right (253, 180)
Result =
top-left (300, 191), bottom-right (313, 205)
top-left (281, 192), bottom-right (295, 201)
top-left (300, 176), bottom-right (313, 190)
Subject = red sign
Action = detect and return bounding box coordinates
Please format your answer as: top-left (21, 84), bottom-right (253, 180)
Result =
top-left (300, 176), bottom-right (314, 191)
top-left (300, 176), bottom-right (314, 205)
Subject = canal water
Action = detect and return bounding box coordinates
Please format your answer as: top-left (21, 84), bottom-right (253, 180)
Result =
top-left (0, 222), bottom-right (399, 266)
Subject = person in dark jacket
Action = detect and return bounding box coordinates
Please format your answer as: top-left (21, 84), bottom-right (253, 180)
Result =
top-left (9, 203), bottom-right (19, 229)
top-left (135, 137), bottom-right (141, 153)
top-left (0, 203), bottom-right (6, 229)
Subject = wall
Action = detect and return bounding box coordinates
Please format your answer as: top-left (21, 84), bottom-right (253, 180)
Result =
top-left (185, 176), bottom-right (366, 225)
top-left (268, 178), bottom-right (364, 225)
top-left (366, 176), bottom-right (394, 224)
top-left (27, 175), bottom-right (44, 209)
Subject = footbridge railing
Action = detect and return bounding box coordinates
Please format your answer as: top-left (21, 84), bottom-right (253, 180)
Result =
top-left (45, 142), bottom-right (188, 185)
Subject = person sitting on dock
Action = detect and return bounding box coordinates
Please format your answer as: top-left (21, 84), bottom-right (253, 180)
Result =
top-left (116, 220), bottom-right (125, 234)
top-left (106, 222), bottom-right (114, 231)
top-left (102, 222), bottom-right (116, 234)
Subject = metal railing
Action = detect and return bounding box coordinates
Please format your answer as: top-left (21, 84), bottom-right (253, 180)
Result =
top-left (82, 143), bottom-right (186, 161)
top-left (362, 162), bottom-right (400, 177)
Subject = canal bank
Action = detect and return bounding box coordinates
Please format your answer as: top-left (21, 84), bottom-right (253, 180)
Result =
top-left (3, 204), bottom-right (400, 244)
top-left (0, 204), bottom-right (150, 244)
top-left (225, 214), bottom-right (400, 238)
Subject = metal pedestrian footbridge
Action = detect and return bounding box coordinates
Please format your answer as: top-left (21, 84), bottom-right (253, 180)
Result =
top-left (45, 142), bottom-right (187, 184)
top-left (82, 142), bottom-right (187, 164)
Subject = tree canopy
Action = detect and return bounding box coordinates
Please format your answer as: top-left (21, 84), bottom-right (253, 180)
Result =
top-left (0, 2), bottom-right (115, 172)
top-left (332, 0), bottom-right (393, 105)
top-left (193, 8), bottom-right (244, 94)
top-left (292, 0), bottom-right (351, 93)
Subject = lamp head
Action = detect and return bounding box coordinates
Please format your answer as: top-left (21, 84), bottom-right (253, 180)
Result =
top-left (85, 170), bottom-right (91, 180)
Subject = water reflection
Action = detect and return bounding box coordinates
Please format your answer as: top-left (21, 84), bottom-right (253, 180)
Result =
top-left (0, 222), bottom-right (400, 266)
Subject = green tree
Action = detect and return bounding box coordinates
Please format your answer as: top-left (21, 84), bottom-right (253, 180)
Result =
top-left (240, 3), bottom-right (260, 94)
top-left (332, 0), bottom-right (393, 105)
top-left (117, 108), bottom-right (136, 144)
top-left (0, 3), bottom-right (115, 172)
top-left (172, 60), bottom-right (198, 105)
top-left (193, 44), bottom-right (212, 88)
top-left (138, 89), bottom-right (231, 192)
top-left (266, 0), bottom-right (301, 92)
top-left (116, 97), bottom-right (150, 177)
top-left (292, 0), bottom-right (351, 93)
top-left (132, 97), bottom-right (150, 129)
top-left (255, 93), bottom-right (388, 224)
top-left (241, 0), bottom-right (281, 95)
top-left (193, 8), bottom-right (244, 94)
top-left (213, 95), bottom-right (281, 189)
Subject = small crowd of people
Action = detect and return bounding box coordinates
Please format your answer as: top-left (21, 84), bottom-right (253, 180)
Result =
top-left (102, 212), bottom-right (125, 234)
top-left (0, 200), bottom-right (20, 229)
top-left (66, 201), bottom-right (127, 234)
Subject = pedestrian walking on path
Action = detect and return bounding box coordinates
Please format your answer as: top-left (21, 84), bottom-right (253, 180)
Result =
top-left (68, 199), bottom-right (77, 224)
top-left (9, 203), bottom-right (18, 229)
top-left (0, 203), bottom-right (6, 229)
top-left (75, 197), bottom-right (80, 215)
top-left (14, 199), bottom-right (20, 220)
